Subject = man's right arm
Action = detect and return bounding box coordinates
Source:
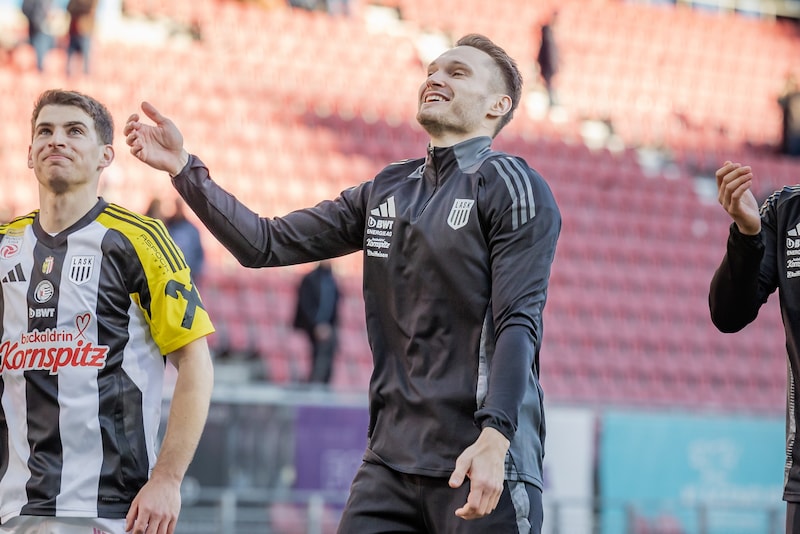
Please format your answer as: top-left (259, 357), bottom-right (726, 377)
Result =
top-left (709, 161), bottom-right (777, 332)
top-left (171, 155), bottom-right (367, 268)
top-left (124, 101), bottom-right (367, 268)
top-left (709, 223), bottom-right (768, 332)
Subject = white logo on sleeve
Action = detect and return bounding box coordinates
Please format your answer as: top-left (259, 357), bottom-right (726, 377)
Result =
top-left (370, 196), bottom-right (396, 218)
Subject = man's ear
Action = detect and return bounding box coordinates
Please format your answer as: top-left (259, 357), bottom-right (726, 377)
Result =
top-left (98, 144), bottom-right (115, 169)
top-left (488, 94), bottom-right (512, 119)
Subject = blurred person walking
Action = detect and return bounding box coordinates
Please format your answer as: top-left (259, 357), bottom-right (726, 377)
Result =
top-left (165, 198), bottom-right (205, 288)
top-left (125, 34), bottom-right (560, 533)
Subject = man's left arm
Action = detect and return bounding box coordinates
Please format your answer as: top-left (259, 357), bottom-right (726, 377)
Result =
top-left (450, 163), bottom-right (561, 520)
top-left (125, 337), bottom-right (214, 534)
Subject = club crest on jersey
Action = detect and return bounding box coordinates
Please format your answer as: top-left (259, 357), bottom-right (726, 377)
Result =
top-left (69, 255), bottom-right (95, 285)
top-left (447, 199), bottom-right (475, 230)
top-left (0, 229), bottom-right (23, 259)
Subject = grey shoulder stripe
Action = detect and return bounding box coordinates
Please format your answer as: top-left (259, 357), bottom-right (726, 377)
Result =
top-left (760, 189), bottom-right (781, 217)
top-left (492, 157), bottom-right (536, 230)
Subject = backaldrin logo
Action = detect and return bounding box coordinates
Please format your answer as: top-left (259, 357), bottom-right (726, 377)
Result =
top-left (0, 315), bottom-right (109, 374)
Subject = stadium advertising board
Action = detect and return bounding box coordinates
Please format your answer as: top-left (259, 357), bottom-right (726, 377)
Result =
top-left (599, 409), bottom-right (784, 534)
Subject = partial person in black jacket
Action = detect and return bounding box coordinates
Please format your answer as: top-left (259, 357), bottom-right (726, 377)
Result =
top-left (711, 161), bottom-right (800, 533)
top-left (124, 33), bottom-right (560, 533)
top-left (293, 260), bottom-right (340, 384)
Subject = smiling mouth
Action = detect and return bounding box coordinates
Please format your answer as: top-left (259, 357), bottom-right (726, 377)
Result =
top-left (423, 94), bottom-right (449, 103)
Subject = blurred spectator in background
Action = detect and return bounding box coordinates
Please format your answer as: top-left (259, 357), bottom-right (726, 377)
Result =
top-left (779, 72), bottom-right (800, 157)
top-left (325, 0), bottom-right (350, 16)
top-left (287, 0), bottom-right (319, 10)
top-left (21, 0), bottom-right (54, 72)
top-left (166, 198), bottom-right (206, 288)
top-left (66, 0), bottom-right (99, 77)
top-left (536, 11), bottom-right (560, 108)
top-left (188, 17), bottom-right (203, 42)
top-left (293, 260), bottom-right (340, 385)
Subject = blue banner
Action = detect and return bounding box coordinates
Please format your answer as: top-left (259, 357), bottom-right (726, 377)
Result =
top-left (600, 409), bottom-right (784, 534)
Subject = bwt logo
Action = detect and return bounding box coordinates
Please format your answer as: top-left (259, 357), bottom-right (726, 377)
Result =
top-left (789, 238), bottom-right (800, 249)
top-left (29, 308), bottom-right (55, 318)
top-left (368, 217), bottom-right (394, 230)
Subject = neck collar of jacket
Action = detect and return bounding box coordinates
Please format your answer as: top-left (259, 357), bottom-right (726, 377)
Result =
top-left (425, 136), bottom-right (493, 176)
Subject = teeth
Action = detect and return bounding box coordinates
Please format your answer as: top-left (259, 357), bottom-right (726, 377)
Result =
top-left (425, 94), bottom-right (445, 103)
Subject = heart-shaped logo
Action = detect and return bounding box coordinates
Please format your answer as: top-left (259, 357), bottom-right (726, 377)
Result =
top-left (75, 313), bottom-right (91, 338)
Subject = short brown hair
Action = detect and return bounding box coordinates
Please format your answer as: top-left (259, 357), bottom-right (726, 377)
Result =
top-left (31, 89), bottom-right (114, 145)
top-left (456, 34), bottom-right (522, 135)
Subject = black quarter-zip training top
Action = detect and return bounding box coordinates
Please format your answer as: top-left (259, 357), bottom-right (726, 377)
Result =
top-left (172, 136), bottom-right (561, 488)
top-left (710, 186), bottom-right (800, 501)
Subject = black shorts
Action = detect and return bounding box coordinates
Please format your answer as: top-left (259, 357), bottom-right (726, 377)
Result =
top-left (337, 460), bottom-right (543, 534)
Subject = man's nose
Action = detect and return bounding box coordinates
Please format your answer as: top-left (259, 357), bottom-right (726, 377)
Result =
top-left (426, 72), bottom-right (445, 87)
top-left (49, 129), bottom-right (67, 146)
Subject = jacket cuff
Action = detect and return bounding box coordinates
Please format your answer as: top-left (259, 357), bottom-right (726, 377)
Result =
top-left (478, 414), bottom-right (515, 442)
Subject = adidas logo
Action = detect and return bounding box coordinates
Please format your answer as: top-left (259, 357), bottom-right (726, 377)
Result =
top-left (1, 264), bottom-right (25, 283)
top-left (789, 223), bottom-right (800, 237)
top-left (371, 196), bottom-right (396, 218)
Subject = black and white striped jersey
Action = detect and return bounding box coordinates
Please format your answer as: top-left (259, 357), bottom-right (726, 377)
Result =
top-left (0, 199), bottom-right (214, 523)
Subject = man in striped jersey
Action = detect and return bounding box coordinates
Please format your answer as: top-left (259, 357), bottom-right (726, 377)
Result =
top-left (0, 89), bottom-right (215, 534)
top-left (127, 34), bottom-right (560, 533)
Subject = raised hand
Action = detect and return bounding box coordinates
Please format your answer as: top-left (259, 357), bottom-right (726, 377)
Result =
top-left (716, 161), bottom-right (761, 235)
top-left (124, 102), bottom-right (189, 176)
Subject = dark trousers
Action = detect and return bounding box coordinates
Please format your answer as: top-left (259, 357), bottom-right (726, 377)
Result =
top-left (308, 331), bottom-right (336, 384)
top-left (66, 34), bottom-right (91, 75)
top-left (337, 460), bottom-right (543, 534)
top-left (28, 29), bottom-right (51, 72)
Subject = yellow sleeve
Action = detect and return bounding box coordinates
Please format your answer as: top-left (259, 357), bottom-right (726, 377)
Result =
top-left (99, 205), bottom-right (215, 355)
